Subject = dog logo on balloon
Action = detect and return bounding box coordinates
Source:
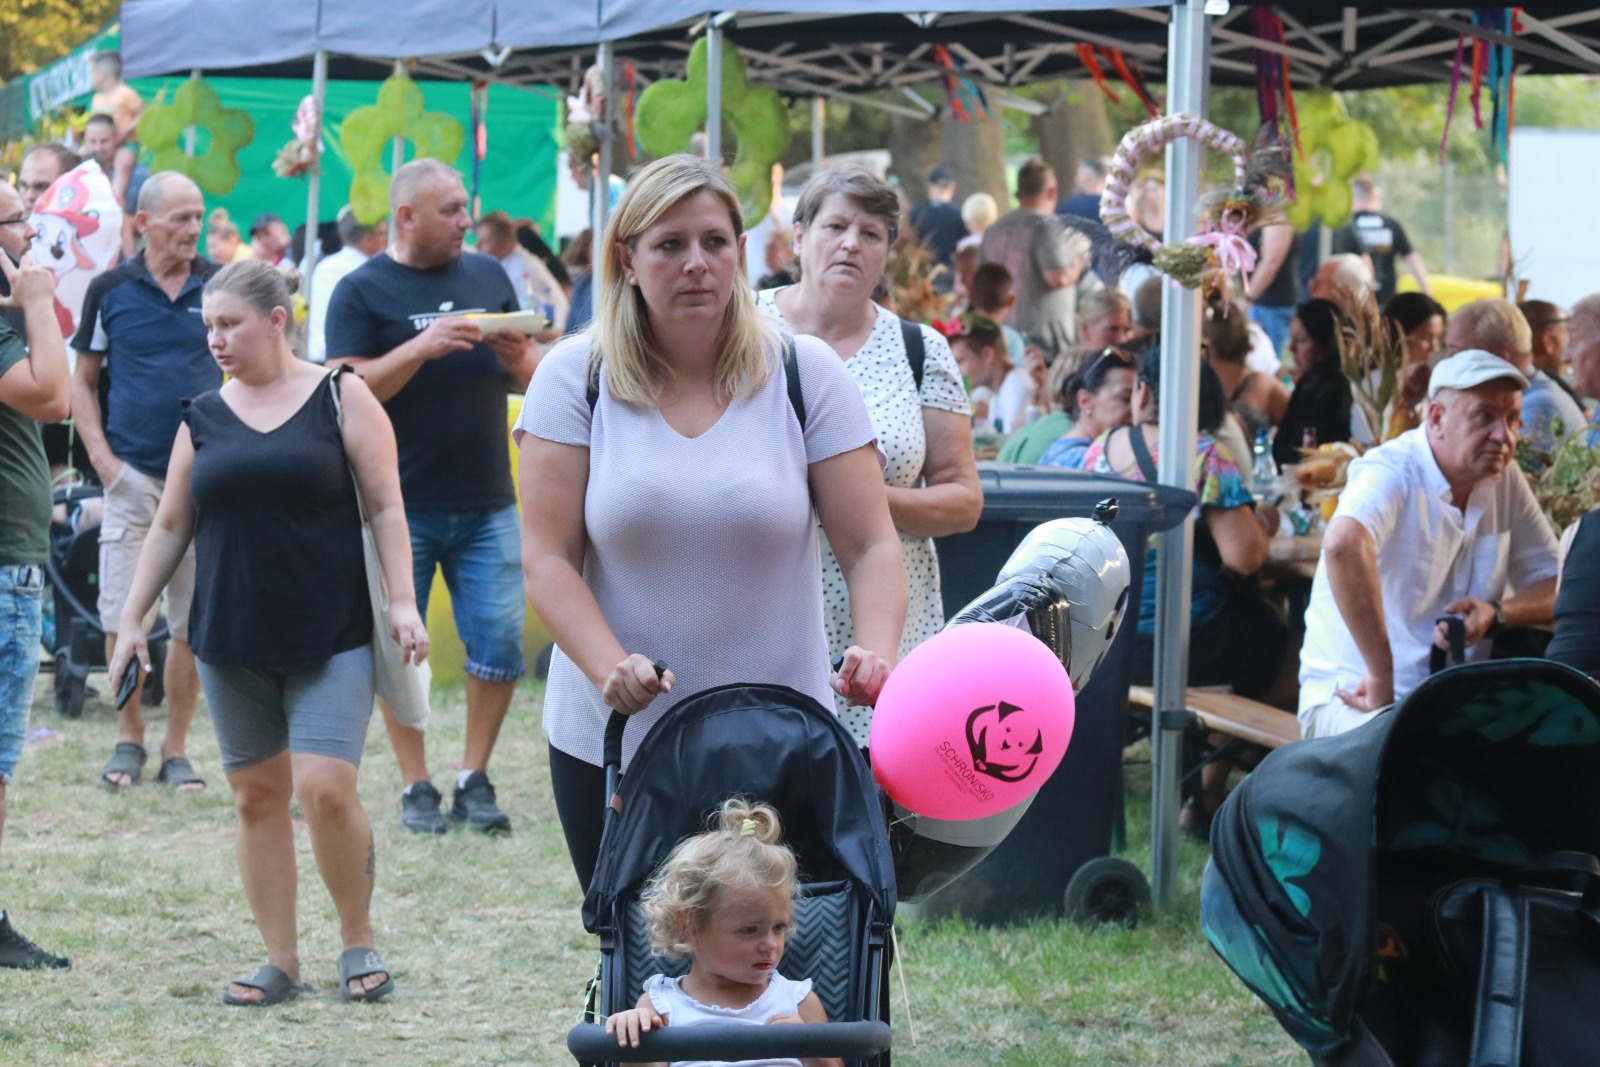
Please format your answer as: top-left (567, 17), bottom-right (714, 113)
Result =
top-left (965, 702), bottom-right (1044, 783)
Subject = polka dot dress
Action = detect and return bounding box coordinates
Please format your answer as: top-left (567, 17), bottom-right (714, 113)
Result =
top-left (757, 289), bottom-right (972, 744)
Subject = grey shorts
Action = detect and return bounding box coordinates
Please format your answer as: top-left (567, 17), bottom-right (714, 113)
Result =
top-left (197, 645), bottom-right (375, 775)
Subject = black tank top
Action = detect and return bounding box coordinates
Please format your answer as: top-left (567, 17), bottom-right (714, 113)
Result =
top-left (183, 372), bottom-right (372, 668)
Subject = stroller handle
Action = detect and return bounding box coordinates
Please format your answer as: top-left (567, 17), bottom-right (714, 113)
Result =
top-left (566, 1020), bottom-right (891, 1062)
top-left (602, 660), bottom-right (670, 771)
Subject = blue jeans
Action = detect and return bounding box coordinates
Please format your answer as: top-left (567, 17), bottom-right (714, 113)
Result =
top-left (0, 565), bottom-right (45, 784)
top-left (1250, 303), bottom-right (1294, 361)
top-left (408, 506), bottom-right (525, 683)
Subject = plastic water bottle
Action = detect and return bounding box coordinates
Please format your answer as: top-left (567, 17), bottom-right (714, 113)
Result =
top-left (1251, 428), bottom-right (1279, 493)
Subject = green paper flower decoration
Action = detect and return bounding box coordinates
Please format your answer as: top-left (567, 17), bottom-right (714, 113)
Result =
top-left (341, 75), bottom-right (466, 225)
top-left (636, 38), bottom-right (790, 223)
top-left (1285, 93), bottom-right (1380, 232)
top-left (137, 78), bottom-right (255, 195)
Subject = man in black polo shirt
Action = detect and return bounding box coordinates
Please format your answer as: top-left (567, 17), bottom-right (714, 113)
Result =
top-left (71, 171), bottom-right (218, 793)
top-left (0, 181), bottom-right (73, 969)
top-left (326, 159), bottom-right (539, 835)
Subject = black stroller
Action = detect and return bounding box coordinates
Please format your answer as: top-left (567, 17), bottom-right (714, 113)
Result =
top-left (1202, 658), bottom-right (1600, 1067)
top-left (43, 482), bottom-right (168, 719)
top-left (566, 683), bottom-right (895, 1066)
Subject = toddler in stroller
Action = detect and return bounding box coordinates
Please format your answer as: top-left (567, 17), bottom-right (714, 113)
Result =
top-left (566, 683), bottom-right (894, 1066)
top-left (604, 797), bottom-right (843, 1067)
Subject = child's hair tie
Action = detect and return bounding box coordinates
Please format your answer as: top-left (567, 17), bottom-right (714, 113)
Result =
top-left (740, 818), bottom-right (759, 837)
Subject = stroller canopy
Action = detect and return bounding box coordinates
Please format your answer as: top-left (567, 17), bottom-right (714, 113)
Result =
top-left (583, 683), bottom-right (896, 934)
top-left (1202, 660), bottom-right (1600, 1057)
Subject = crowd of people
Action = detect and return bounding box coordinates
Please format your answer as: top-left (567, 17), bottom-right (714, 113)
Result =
top-left (1, 79), bottom-right (1598, 1042)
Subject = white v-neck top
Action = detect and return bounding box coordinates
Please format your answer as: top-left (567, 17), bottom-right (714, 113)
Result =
top-left (514, 332), bottom-right (877, 768)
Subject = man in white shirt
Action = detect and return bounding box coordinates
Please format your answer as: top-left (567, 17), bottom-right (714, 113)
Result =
top-left (1297, 349), bottom-right (1560, 738)
top-left (307, 206), bottom-right (386, 364)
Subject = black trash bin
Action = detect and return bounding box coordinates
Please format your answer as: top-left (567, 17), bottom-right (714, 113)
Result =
top-left (913, 463), bottom-right (1194, 927)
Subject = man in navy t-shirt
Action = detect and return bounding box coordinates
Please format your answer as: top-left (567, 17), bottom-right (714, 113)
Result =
top-left (71, 171), bottom-right (219, 794)
top-left (326, 159), bottom-right (539, 835)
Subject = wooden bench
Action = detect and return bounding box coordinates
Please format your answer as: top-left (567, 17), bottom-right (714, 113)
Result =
top-left (1126, 685), bottom-right (1302, 750)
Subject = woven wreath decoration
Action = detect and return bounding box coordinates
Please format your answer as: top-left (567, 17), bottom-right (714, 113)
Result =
top-left (138, 78), bottom-right (255, 195)
top-left (1094, 113), bottom-right (1288, 293)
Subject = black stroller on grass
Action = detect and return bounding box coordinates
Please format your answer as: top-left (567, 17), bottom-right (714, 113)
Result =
top-left (1203, 658), bottom-right (1600, 1067)
top-left (43, 482), bottom-right (168, 719)
top-left (566, 683), bottom-right (895, 1066)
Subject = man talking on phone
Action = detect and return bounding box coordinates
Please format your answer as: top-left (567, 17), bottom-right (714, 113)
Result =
top-left (0, 179), bottom-right (72, 968)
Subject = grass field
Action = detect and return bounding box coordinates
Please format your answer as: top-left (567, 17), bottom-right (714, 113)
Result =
top-left (0, 675), bottom-right (1306, 1066)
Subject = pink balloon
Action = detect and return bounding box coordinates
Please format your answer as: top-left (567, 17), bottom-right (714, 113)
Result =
top-left (870, 623), bottom-right (1076, 821)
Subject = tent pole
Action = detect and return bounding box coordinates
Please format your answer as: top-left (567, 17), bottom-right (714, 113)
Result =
top-left (1151, 0), bottom-right (1211, 907)
top-left (185, 69), bottom-right (201, 156)
top-left (389, 59), bottom-right (405, 246)
top-left (594, 41), bottom-right (614, 240)
top-left (706, 16), bottom-right (723, 163)
top-left (811, 97), bottom-right (825, 170)
top-left (303, 49), bottom-right (328, 310)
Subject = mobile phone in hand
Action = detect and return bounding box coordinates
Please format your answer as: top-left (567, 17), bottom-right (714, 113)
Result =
top-left (0, 247), bottom-right (18, 299)
top-left (114, 658), bottom-right (141, 710)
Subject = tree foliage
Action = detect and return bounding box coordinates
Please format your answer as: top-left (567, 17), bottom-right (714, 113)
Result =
top-left (0, 0), bottom-right (120, 84)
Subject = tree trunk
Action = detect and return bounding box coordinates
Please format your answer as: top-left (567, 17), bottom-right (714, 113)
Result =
top-left (887, 112), bottom-right (941, 205)
top-left (940, 107), bottom-right (1009, 209)
top-left (1031, 80), bottom-right (1115, 192)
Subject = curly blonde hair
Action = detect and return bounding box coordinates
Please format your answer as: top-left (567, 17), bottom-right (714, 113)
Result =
top-left (640, 798), bottom-right (797, 960)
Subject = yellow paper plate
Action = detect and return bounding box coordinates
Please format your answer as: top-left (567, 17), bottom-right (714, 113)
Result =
top-left (463, 310), bottom-right (549, 335)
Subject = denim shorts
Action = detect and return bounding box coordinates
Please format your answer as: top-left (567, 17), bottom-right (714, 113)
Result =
top-left (408, 506), bottom-right (525, 682)
top-left (0, 565), bottom-right (45, 784)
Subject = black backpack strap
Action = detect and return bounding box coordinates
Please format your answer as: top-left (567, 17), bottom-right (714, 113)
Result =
top-left (1430, 615), bottom-right (1467, 675)
top-left (1467, 884), bottom-right (1528, 1067)
top-left (781, 330), bottom-right (805, 432)
top-left (585, 348), bottom-right (602, 414)
top-left (900, 318), bottom-right (926, 394)
top-left (1125, 424), bottom-right (1159, 484)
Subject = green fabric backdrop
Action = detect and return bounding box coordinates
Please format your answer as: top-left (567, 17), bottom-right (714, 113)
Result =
top-left (128, 76), bottom-right (559, 240)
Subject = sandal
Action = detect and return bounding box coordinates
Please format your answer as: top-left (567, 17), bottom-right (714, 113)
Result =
top-left (155, 756), bottom-right (206, 792)
top-left (338, 946), bottom-right (395, 1002)
top-left (99, 742), bottom-right (147, 791)
top-left (221, 963), bottom-right (312, 1007)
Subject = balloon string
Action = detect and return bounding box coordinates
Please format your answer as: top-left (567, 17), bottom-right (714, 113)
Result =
top-left (891, 924), bottom-right (918, 1048)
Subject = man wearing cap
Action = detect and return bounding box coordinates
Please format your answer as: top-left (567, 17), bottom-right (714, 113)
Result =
top-left (910, 166), bottom-right (965, 291)
top-left (1296, 350), bottom-right (1559, 739)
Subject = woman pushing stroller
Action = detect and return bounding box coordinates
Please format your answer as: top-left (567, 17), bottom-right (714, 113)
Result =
top-left (517, 154), bottom-right (908, 892)
top-left (603, 797), bottom-right (843, 1067)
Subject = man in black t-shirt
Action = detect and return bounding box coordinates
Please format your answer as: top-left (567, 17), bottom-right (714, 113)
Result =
top-left (1331, 177), bottom-right (1431, 308)
top-left (326, 159), bottom-right (540, 835)
top-left (909, 167), bottom-right (966, 291)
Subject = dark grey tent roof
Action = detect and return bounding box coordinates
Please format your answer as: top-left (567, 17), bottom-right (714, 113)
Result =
top-left (118, 1), bottom-right (1600, 96)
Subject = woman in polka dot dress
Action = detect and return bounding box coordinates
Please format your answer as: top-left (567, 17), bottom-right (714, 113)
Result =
top-left (758, 165), bottom-right (982, 747)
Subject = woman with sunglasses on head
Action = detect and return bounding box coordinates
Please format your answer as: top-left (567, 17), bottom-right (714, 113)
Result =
top-left (1038, 346), bottom-right (1136, 470)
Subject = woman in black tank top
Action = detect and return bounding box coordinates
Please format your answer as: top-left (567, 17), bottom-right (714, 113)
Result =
top-left (108, 261), bottom-right (425, 1007)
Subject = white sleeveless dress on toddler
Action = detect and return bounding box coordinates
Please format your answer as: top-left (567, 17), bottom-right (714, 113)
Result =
top-left (642, 972), bottom-right (816, 1067)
